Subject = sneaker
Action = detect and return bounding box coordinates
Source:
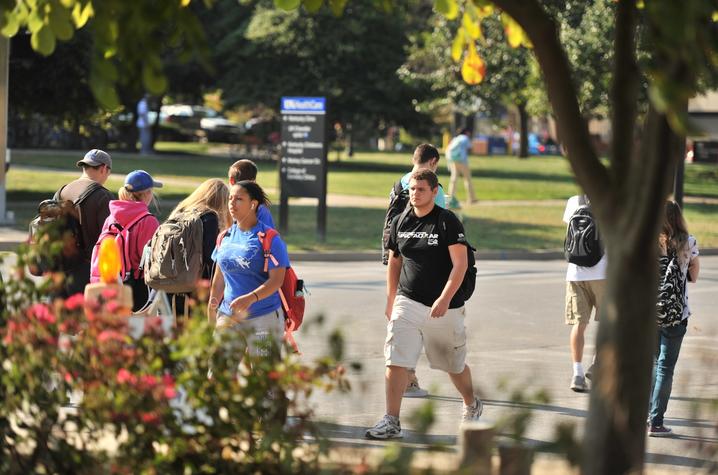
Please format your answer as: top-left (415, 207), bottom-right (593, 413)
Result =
top-left (404, 380), bottom-right (429, 398)
top-left (570, 375), bottom-right (589, 392)
top-left (461, 396), bottom-right (483, 422)
top-left (648, 425), bottom-right (673, 437)
top-left (585, 364), bottom-right (595, 381)
top-left (365, 415), bottom-right (403, 440)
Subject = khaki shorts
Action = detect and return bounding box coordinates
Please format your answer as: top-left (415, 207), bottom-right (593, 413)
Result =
top-left (384, 295), bottom-right (468, 374)
top-left (565, 280), bottom-right (605, 325)
top-left (215, 309), bottom-right (285, 358)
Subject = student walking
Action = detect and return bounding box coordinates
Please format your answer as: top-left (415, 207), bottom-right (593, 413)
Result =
top-left (381, 143), bottom-right (448, 398)
top-left (52, 149), bottom-right (114, 297)
top-left (90, 170), bottom-right (161, 311)
top-left (162, 178), bottom-right (231, 318)
top-left (366, 169), bottom-right (481, 440)
top-left (648, 201), bottom-right (700, 437)
top-left (446, 128), bottom-right (477, 207)
top-left (208, 181), bottom-right (289, 363)
top-left (563, 194), bottom-right (606, 392)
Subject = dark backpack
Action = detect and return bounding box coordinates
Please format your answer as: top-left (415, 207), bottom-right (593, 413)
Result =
top-left (27, 182), bottom-right (102, 276)
top-left (564, 197), bottom-right (604, 267)
top-left (144, 211), bottom-right (205, 293)
top-left (394, 207), bottom-right (477, 303)
top-left (656, 249), bottom-right (686, 327)
top-left (381, 181), bottom-right (410, 265)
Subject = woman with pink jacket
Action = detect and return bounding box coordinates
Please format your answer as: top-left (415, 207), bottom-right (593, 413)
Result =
top-left (90, 170), bottom-right (161, 311)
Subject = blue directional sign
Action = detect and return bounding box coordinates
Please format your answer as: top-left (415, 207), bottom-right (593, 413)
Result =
top-left (280, 97), bottom-right (327, 198)
top-left (281, 97), bottom-right (326, 114)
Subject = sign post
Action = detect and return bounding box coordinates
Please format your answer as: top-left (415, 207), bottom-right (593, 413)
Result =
top-left (279, 97), bottom-right (327, 241)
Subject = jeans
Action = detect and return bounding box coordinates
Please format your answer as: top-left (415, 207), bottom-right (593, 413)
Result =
top-left (649, 323), bottom-right (687, 427)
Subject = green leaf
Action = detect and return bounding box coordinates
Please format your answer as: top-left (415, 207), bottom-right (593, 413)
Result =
top-left (462, 12), bottom-right (480, 39)
top-left (1, 11), bottom-right (20, 37)
top-left (435, 0), bottom-right (458, 20)
top-left (27, 10), bottom-right (44, 33)
top-left (302, 0), bottom-right (323, 12)
top-left (142, 64), bottom-right (168, 95)
top-left (90, 76), bottom-right (120, 110)
top-left (328, 0), bottom-right (347, 16)
top-left (71, 2), bottom-right (93, 28)
top-left (92, 59), bottom-right (118, 81)
top-left (274, 0), bottom-right (301, 10)
top-left (451, 27), bottom-right (465, 62)
top-left (49, 4), bottom-right (74, 41)
top-left (30, 25), bottom-right (56, 56)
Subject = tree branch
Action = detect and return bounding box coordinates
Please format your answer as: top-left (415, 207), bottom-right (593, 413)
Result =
top-left (610, 0), bottom-right (640, 188)
top-left (491, 0), bottom-right (612, 207)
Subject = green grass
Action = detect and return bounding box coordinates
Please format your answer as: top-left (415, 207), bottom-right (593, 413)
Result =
top-left (5, 147), bottom-right (718, 251)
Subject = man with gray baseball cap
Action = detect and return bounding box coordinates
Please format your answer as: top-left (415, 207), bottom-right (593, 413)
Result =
top-left (53, 149), bottom-right (114, 297)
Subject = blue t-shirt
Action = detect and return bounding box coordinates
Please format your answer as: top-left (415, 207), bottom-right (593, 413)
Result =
top-left (257, 205), bottom-right (275, 228)
top-left (447, 134), bottom-right (470, 163)
top-left (401, 172), bottom-right (447, 209)
top-left (211, 222), bottom-right (290, 318)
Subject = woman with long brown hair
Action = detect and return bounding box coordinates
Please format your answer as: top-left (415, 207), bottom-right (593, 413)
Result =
top-left (648, 200), bottom-right (700, 437)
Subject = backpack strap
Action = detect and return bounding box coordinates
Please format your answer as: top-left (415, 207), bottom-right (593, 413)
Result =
top-left (109, 212), bottom-right (152, 279)
top-left (215, 228), bottom-right (230, 250)
top-left (258, 228), bottom-right (280, 272)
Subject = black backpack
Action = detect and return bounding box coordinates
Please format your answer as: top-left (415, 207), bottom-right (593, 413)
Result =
top-left (656, 249), bottom-right (686, 327)
top-left (394, 207), bottom-right (477, 302)
top-left (564, 196), bottom-right (604, 267)
top-left (381, 181), bottom-right (410, 265)
top-left (27, 182), bottom-right (102, 276)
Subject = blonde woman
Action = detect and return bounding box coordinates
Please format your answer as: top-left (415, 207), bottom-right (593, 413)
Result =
top-left (166, 178), bottom-right (231, 317)
top-left (90, 170), bottom-right (162, 311)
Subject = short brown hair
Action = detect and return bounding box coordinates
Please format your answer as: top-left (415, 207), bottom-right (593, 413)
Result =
top-left (412, 143), bottom-right (440, 165)
top-left (228, 159), bottom-right (258, 184)
top-left (410, 169), bottom-right (439, 190)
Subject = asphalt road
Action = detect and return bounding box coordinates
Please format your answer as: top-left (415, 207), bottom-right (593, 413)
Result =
top-left (292, 257), bottom-right (718, 473)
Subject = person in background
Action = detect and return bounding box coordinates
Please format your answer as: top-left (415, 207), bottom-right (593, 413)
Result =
top-left (648, 201), bottom-right (700, 437)
top-left (446, 128), bottom-right (478, 208)
top-left (165, 178), bottom-right (231, 318)
top-left (228, 159), bottom-right (274, 227)
top-left (90, 170), bottom-right (161, 311)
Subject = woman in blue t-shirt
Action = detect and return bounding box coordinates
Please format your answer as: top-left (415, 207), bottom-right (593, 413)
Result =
top-left (208, 181), bottom-right (290, 359)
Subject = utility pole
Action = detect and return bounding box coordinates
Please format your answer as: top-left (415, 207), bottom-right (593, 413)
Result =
top-left (0, 37), bottom-right (13, 224)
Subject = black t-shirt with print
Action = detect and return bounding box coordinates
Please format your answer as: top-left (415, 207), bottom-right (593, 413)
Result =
top-left (388, 205), bottom-right (467, 308)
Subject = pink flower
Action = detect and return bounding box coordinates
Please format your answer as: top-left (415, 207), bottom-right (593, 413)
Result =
top-left (143, 317), bottom-right (163, 336)
top-left (162, 374), bottom-right (177, 399)
top-left (139, 374), bottom-right (158, 388)
top-left (104, 301), bottom-right (121, 314)
top-left (98, 330), bottom-right (126, 344)
top-left (140, 412), bottom-right (160, 425)
top-left (116, 368), bottom-right (136, 385)
top-left (64, 372), bottom-right (73, 383)
top-left (28, 303), bottom-right (56, 325)
top-left (101, 288), bottom-right (118, 300)
top-left (64, 293), bottom-right (84, 311)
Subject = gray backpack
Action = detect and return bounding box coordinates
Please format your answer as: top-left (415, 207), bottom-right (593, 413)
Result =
top-left (143, 211), bottom-right (204, 293)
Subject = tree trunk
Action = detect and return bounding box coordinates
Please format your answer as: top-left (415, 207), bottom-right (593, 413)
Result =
top-left (517, 102), bottom-right (529, 158)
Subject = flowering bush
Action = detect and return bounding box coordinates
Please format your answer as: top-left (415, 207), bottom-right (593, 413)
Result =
top-left (0, 253), bottom-right (349, 474)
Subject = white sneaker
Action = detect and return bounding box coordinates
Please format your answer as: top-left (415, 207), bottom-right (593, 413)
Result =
top-left (462, 396), bottom-right (483, 422)
top-left (404, 380), bottom-right (429, 398)
top-left (365, 414), bottom-right (403, 440)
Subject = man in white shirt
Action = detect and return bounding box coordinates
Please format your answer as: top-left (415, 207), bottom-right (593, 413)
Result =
top-left (563, 195), bottom-right (606, 392)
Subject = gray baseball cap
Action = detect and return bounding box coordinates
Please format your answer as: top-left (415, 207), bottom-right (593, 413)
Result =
top-left (77, 149), bottom-right (112, 168)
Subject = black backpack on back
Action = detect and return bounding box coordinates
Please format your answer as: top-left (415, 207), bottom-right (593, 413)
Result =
top-left (381, 181), bottom-right (410, 265)
top-left (564, 196), bottom-right (604, 267)
top-left (656, 249), bottom-right (686, 327)
top-left (394, 206), bottom-right (477, 302)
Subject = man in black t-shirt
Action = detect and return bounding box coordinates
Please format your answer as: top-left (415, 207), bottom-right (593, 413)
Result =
top-left (365, 169), bottom-right (482, 440)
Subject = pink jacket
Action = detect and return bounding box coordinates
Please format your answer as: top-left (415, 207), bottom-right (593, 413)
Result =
top-left (90, 200), bottom-right (160, 283)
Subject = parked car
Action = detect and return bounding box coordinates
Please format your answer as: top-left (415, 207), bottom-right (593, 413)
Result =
top-left (514, 133), bottom-right (562, 156)
top-left (161, 105), bottom-right (243, 143)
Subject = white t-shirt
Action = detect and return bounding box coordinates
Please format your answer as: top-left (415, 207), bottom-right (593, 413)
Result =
top-left (563, 195), bottom-right (607, 281)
